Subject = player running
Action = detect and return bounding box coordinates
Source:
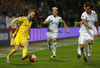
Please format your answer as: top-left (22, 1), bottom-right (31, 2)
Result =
top-left (43, 7), bottom-right (69, 58)
top-left (79, 3), bottom-right (99, 62)
top-left (77, 2), bottom-right (95, 59)
top-left (7, 9), bottom-right (36, 63)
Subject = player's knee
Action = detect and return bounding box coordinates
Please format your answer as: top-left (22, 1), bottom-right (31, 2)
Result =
top-left (22, 41), bottom-right (28, 48)
top-left (53, 39), bottom-right (56, 42)
top-left (88, 41), bottom-right (92, 45)
top-left (48, 43), bottom-right (51, 46)
top-left (80, 44), bottom-right (84, 49)
top-left (24, 45), bottom-right (28, 48)
top-left (15, 47), bottom-right (19, 51)
top-left (14, 45), bottom-right (19, 51)
top-left (53, 37), bottom-right (57, 42)
top-left (15, 48), bottom-right (19, 51)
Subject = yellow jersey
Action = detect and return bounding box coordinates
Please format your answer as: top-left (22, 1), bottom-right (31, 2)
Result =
top-left (10, 16), bottom-right (32, 39)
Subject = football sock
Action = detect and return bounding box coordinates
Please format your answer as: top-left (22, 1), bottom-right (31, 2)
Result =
top-left (8, 49), bottom-right (17, 58)
top-left (78, 44), bottom-right (81, 55)
top-left (81, 48), bottom-right (86, 57)
top-left (83, 48), bottom-right (86, 57)
top-left (48, 45), bottom-right (52, 52)
top-left (53, 42), bottom-right (57, 54)
top-left (88, 44), bottom-right (92, 56)
top-left (22, 47), bottom-right (28, 57)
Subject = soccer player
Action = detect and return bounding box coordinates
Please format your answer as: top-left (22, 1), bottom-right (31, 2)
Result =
top-left (79, 3), bottom-right (99, 62)
top-left (7, 9), bottom-right (36, 63)
top-left (77, 2), bottom-right (96, 59)
top-left (43, 7), bottom-right (69, 58)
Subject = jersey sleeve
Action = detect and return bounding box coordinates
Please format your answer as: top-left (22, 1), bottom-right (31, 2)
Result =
top-left (10, 17), bottom-right (24, 28)
top-left (81, 12), bottom-right (87, 19)
top-left (45, 16), bottom-right (50, 21)
top-left (59, 17), bottom-right (63, 23)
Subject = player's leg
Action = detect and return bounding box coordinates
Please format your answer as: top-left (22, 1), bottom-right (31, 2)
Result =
top-left (80, 44), bottom-right (87, 62)
top-left (46, 32), bottom-right (53, 58)
top-left (47, 37), bottom-right (53, 58)
top-left (77, 43), bottom-right (81, 59)
top-left (21, 41), bottom-right (29, 60)
top-left (87, 39), bottom-right (93, 62)
top-left (48, 43), bottom-right (53, 58)
top-left (77, 37), bottom-right (81, 59)
top-left (52, 37), bottom-right (57, 57)
top-left (78, 36), bottom-right (86, 59)
top-left (80, 44), bottom-right (86, 57)
top-left (7, 45), bottom-right (19, 63)
top-left (79, 34), bottom-right (87, 62)
top-left (47, 38), bottom-right (53, 53)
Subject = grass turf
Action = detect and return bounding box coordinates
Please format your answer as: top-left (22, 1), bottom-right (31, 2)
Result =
top-left (0, 38), bottom-right (100, 68)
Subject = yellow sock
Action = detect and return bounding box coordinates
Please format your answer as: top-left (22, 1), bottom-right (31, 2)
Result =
top-left (22, 47), bottom-right (27, 57)
top-left (8, 49), bottom-right (16, 58)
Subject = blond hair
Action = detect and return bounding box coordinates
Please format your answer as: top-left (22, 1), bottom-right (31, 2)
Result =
top-left (52, 7), bottom-right (58, 11)
top-left (29, 9), bottom-right (36, 13)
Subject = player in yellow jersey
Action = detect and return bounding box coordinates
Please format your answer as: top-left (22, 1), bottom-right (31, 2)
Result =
top-left (7, 9), bottom-right (36, 63)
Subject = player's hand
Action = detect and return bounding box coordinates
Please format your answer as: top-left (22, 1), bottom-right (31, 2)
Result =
top-left (6, 25), bottom-right (10, 29)
top-left (66, 29), bottom-right (69, 34)
top-left (76, 22), bottom-right (80, 26)
top-left (88, 25), bottom-right (92, 29)
top-left (97, 31), bottom-right (99, 38)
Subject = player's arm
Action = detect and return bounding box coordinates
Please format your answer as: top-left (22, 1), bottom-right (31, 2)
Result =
top-left (6, 18), bottom-right (20, 29)
top-left (62, 21), bottom-right (69, 34)
top-left (9, 17), bottom-right (23, 28)
top-left (95, 21), bottom-right (99, 38)
top-left (43, 16), bottom-right (53, 24)
top-left (76, 22), bottom-right (81, 26)
top-left (82, 19), bottom-right (92, 29)
top-left (81, 12), bottom-right (92, 29)
top-left (43, 20), bottom-right (53, 24)
top-left (6, 17), bottom-right (23, 28)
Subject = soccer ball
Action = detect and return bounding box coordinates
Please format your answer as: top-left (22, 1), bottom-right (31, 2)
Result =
top-left (29, 54), bottom-right (37, 62)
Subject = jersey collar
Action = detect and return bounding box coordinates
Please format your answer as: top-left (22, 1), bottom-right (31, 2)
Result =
top-left (26, 16), bottom-right (32, 22)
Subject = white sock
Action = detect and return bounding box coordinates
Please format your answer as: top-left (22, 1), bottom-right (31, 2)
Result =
top-left (48, 45), bottom-right (52, 52)
top-left (78, 44), bottom-right (81, 55)
top-left (81, 48), bottom-right (86, 57)
top-left (88, 44), bottom-right (92, 56)
top-left (78, 44), bottom-right (86, 56)
top-left (83, 48), bottom-right (86, 57)
top-left (53, 42), bottom-right (57, 54)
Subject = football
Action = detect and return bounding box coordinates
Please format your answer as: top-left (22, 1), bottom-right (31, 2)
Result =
top-left (29, 55), bottom-right (37, 62)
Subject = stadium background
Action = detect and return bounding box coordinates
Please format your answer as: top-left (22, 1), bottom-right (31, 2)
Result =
top-left (0, 0), bottom-right (100, 68)
top-left (0, 0), bottom-right (100, 28)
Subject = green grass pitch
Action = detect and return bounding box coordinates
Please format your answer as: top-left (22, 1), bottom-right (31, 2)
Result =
top-left (0, 38), bottom-right (100, 68)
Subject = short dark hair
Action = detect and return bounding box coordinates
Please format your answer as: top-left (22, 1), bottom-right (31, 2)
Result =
top-left (85, 2), bottom-right (93, 10)
top-left (29, 9), bottom-right (36, 13)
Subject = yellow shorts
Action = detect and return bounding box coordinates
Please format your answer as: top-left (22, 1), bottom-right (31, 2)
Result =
top-left (10, 34), bottom-right (28, 46)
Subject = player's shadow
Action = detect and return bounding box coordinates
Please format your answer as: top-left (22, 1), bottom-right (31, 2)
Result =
top-left (49, 58), bottom-right (67, 63)
top-left (10, 61), bottom-right (37, 66)
top-left (83, 61), bottom-right (100, 68)
top-left (11, 63), bottom-right (31, 66)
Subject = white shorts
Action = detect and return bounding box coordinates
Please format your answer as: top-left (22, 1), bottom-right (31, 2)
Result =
top-left (78, 33), bottom-right (94, 44)
top-left (46, 32), bottom-right (58, 44)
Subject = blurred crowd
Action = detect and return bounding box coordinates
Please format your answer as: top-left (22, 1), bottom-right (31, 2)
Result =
top-left (0, 0), bottom-right (100, 28)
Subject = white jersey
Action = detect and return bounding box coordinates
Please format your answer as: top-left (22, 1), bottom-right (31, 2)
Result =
top-left (79, 10), bottom-right (98, 35)
top-left (45, 15), bottom-right (63, 33)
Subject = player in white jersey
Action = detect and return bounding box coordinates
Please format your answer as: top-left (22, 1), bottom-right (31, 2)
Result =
top-left (43, 7), bottom-right (69, 58)
top-left (77, 2), bottom-right (96, 59)
top-left (79, 3), bottom-right (99, 62)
